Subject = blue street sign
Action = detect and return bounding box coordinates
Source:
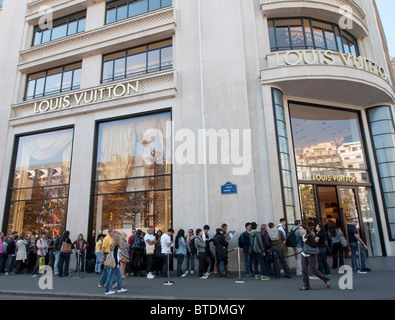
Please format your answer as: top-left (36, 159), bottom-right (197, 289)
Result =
top-left (221, 182), bottom-right (237, 195)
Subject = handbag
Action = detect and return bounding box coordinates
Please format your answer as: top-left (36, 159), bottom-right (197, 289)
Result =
top-left (146, 244), bottom-right (155, 255)
top-left (120, 251), bottom-right (130, 263)
top-left (104, 250), bottom-right (116, 268)
top-left (340, 234), bottom-right (349, 248)
top-left (60, 241), bottom-right (72, 253)
top-left (39, 257), bottom-right (46, 270)
top-left (303, 242), bottom-right (319, 255)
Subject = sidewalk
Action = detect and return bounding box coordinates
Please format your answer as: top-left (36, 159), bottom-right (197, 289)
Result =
top-left (0, 257), bottom-right (394, 300)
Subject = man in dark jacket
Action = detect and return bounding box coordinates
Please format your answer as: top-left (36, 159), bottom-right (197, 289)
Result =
top-left (5, 231), bottom-right (18, 275)
top-left (239, 222), bottom-right (252, 276)
top-left (213, 228), bottom-right (231, 278)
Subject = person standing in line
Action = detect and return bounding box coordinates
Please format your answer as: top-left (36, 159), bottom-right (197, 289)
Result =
top-left (131, 229), bottom-right (145, 277)
top-left (291, 220), bottom-right (303, 276)
top-left (185, 229), bottom-right (196, 275)
top-left (299, 224), bottom-right (330, 290)
top-left (15, 234), bottom-right (28, 274)
top-left (26, 235), bottom-right (37, 274)
top-left (160, 228), bottom-right (174, 278)
top-left (5, 231), bottom-right (18, 275)
top-left (53, 233), bottom-right (62, 275)
top-left (104, 233), bottom-right (128, 295)
top-left (31, 232), bottom-right (48, 277)
top-left (315, 224), bottom-right (331, 276)
top-left (268, 223), bottom-right (291, 279)
top-left (202, 225), bottom-right (215, 274)
top-left (95, 234), bottom-right (104, 274)
top-left (144, 226), bottom-right (157, 279)
top-left (99, 228), bottom-right (116, 287)
top-left (239, 222), bottom-right (252, 276)
top-left (327, 221), bottom-right (344, 269)
top-left (249, 222), bottom-right (270, 280)
top-left (195, 228), bottom-right (209, 279)
top-left (175, 229), bottom-right (187, 277)
top-left (154, 230), bottom-right (163, 276)
top-left (348, 218), bottom-right (370, 273)
top-left (73, 233), bottom-right (89, 273)
top-left (260, 224), bottom-right (272, 277)
top-left (120, 233), bottom-right (129, 278)
top-left (213, 228), bottom-right (232, 278)
top-left (58, 231), bottom-right (74, 277)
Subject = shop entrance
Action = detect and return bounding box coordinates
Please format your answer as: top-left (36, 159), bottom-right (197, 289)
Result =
top-left (299, 183), bottom-right (383, 256)
top-left (316, 186), bottom-right (360, 240)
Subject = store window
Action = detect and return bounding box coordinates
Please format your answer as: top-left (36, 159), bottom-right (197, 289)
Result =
top-left (32, 11), bottom-right (86, 46)
top-left (102, 40), bottom-right (172, 83)
top-left (105, 0), bottom-right (172, 24)
top-left (268, 17), bottom-right (359, 55)
top-left (4, 128), bottom-right (73, 238)
top-left (25, 62), bottom-right (82, 100)
top-left (91, 111), bottom-right (172, 238)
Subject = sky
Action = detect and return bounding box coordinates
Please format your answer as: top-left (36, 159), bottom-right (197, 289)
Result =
top-left (376, 0), bottom-right (395, 57)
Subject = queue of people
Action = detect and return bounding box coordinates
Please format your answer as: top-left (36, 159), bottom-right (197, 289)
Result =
top-left (0, 216), bottom-right (371, 293)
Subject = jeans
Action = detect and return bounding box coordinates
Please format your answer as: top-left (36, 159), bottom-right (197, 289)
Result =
top-left (185, 253), bottom-right (195, 272)
top-left (99, 253), bottom-right (116, 286)
top-left (0, 253), bottom-right (5, 273)
top-left (317, 246), bottom-right (331, 275)
top-left (75, 251), bottom-right (85, 272)
top-left (5, 255), bottom-right (16, 274)
top-left (244, 252), bottom-right (252, 275)
top-left (331, 242), bottom-right (344, 268)
top-left (293, 247), bottom-right (303, 275)
top-left (146, 254), bottom-right (154, 274)
top-left (197, 252), bottom-right (209, 277)
top-left (251, 252), bottom-right (269, 276)
top-left (58, 252), bottom-right (71, 277)
top-left (161, 253), bottom-right (172, 277)
top-left (350, 242), bottom-right (366, 271)
top-left (272, 250), bottom-right (291, 278)
top-left (95, 252), bottom-right (102, 273)
top-left (105, 266), bottom-right (122, 293)
top-left (176, 254), bottom-right (185, 276)
top-left (54, 251), bottom-right (60, 274)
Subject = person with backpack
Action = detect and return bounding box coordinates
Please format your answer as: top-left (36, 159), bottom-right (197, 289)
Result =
top-left (249, 222), bottom-right (270, 280)
top-left (287, 220), bottom-right (303, 276)
top-left (185, 229), bottom-right (196, 275)
top-left (213, 228), bottom-right (231, 278)
top-left (238, 222), bottom-right (252, 276)
top-left (268, 222), bottom-right (291, 279)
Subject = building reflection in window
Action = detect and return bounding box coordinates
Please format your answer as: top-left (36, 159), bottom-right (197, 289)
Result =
top-left (5, 128), bottom-right (73, 238)
top-left (92, 112), bottom-right (171, 237)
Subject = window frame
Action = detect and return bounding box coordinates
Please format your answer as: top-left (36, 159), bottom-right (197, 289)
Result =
top-left (101, 39), bottom-right (173, 83)
top-left (32, 11), bottom-right (86, 47)
top-left (25, 62), bottom-right (82, 101)
top-left (268, 17), bottom-right (360, 56)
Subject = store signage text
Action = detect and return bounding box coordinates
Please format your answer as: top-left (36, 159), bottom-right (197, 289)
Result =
top-left (33, 80), bottom-right (139, 114)
top-left (313, 174), bottom-right (358, 183)
top-left (276, 50), bottom-right (388, 81)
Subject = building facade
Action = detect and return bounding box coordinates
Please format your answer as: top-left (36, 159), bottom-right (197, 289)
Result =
top-left (0, 0), bottom-right (394, 267)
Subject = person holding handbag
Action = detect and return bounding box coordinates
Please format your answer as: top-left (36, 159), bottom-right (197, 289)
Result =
top-left (104, 233), bottom-right (128, 295)
top-left (58, 231), bottom-right (74, 277)
top-left (299, 224), bottom-right (330, 291)
top-left (31, 232), bottom-right (48, 278)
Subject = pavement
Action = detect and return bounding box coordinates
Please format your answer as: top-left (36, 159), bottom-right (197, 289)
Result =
top-left (0, 256), bottom-right (394, 302)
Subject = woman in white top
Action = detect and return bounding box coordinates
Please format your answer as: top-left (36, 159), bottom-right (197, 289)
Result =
top-left (15, 234), bottom-right (27, 274)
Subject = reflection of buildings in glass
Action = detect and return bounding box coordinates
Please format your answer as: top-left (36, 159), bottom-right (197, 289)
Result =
top-left (296, 140), bottom-right (366, 182)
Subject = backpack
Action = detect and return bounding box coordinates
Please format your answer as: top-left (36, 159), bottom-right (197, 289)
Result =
top-left (190, 238), bottom-right (197, 255)
top-left (286, 227), bottom-right (299, 248)
top-left (250, 233), bottom-right (262, 254)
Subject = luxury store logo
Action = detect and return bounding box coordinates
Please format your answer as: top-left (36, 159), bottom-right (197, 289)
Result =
top-left (33, 81), bottom-right (139, 114)
top-left (275, 50), bottom-right (388, 81)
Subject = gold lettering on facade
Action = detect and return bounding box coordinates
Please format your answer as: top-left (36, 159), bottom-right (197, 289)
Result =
top-left (276, 50), bottom-right (388, 81)
top-left (313, 174), bottom-right (358, 183)
top-left (33, 80), bottom-right (140, 115)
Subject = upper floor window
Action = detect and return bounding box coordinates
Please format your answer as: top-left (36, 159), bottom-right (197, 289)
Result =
top-left (25, 62), bottom-right (82, 100)
top-left (102, 39), bottom-right (172, 83)
top-left (32, 11), bottom-right (86, 46)
top-left (106, 0), bottom-right (172, 24)
top-left (268, 17), bottom-right (359, 55)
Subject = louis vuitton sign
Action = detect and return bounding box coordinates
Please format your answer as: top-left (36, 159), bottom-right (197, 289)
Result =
top-left (33, 80), bottom-right (139, 114)
top-left (275, 50), bottom-right (388, 81)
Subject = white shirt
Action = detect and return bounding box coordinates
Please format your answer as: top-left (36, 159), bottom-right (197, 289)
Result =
top-left (161, 233), bottom-right (172, 254)
top-left (144, 233), bottom-right (156, 249)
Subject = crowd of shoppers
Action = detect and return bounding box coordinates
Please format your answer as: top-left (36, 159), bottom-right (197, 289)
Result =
top-left (0, 216), bottom-right (371, 293)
